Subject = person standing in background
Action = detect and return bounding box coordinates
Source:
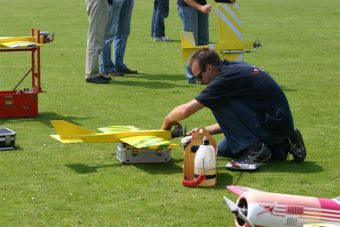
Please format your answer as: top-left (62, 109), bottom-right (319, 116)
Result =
top-left (151, 0), bottom-right (172, 42)
top-left (177, 0), bottom-right (211, 84)
top-left (85, 0), bottom-right (112, 84)
top-left (100, 0), bottom-right (138, 77)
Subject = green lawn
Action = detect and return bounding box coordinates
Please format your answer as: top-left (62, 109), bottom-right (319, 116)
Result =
top-left (0, 0), bottom-right (339, 226)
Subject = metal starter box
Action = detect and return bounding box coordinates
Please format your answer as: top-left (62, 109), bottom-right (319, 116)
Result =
top-left (116, 143), bottom-right (171, 164)
top-left (0, 128), bottom-right (16, 150)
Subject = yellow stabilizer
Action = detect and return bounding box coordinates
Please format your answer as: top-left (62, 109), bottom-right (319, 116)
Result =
top-left (50, 120), bottom-right (96, 142)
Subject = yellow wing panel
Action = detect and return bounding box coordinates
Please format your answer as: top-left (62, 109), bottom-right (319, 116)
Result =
top-left (97, 125), bottom-right (140, 132)
top-left (0, 37), bottom-right (42, 49)
top-left (78, 130), bottom-right (172, 143)
top-left (121, 135), bottom-right (178, 150)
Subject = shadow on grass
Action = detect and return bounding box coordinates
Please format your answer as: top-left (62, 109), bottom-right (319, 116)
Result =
top-left (66, 163), bottom-right (122, 174)
top-left (260, 160), bottom-right (323, 173)
top-left (130, 158), bottom-right (183, 175)
top-left (109, 79), bottom-right (188, 89)
top-left (0, 112), bottom-right (88, 129)
top-left (136, 73), bottom-right (184, 81)
top-left (66, 158), bottom-right (183, 175)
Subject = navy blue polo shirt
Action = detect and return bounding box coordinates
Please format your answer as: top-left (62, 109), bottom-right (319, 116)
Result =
top-left (195, 60), bottom-right (294, 136)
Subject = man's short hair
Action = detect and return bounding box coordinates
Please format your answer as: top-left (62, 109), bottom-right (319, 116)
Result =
top-left (190, 48), bottom-right (223, 71)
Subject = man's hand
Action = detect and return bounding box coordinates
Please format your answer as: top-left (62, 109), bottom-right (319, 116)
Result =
top-left (162, 120), bottom-right (181, 131)
top-left (187, 128), bottom-right (198, 135)
top-left (161, 100), bottom-right (204, 130)
top-left (200, 4), bottom-right (211, 13)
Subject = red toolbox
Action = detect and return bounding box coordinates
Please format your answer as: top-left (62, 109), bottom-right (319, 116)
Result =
top-left (0, 90), bottom-right (38, 118)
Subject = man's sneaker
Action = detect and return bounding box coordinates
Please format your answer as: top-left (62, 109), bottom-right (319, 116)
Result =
top-left (152, 36), bottom-right (172, 42)
top-left (117, 68), bottom-right (138, 74)
top-left (86, 75), bottom-right (110, 84)
top-left (237, 142), bottom-right (272, 164)
top-left (101, 74), bottom-right (112, 80)
top-left (288, 128), bottom-right (306, 162)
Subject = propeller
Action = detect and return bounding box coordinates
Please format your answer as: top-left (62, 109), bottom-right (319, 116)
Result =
top-left (171, 124), bottom-right (185, 138)
top-left (223, 196), bottom-right (254, 227)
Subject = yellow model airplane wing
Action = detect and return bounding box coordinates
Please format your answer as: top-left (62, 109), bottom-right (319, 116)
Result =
top-left (0, 37), bottom-right (42, 49)
top-left (50, 120), bottom-right (178, 150)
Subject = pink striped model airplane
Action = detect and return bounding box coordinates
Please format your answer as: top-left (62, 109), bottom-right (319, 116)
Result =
top-left (224, 185), bottom-right (340, 227)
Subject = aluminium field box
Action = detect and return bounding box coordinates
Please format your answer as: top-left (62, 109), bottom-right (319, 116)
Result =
top-left (116, 143), bottom-right (171, 164)
top-left (0, 128), bottom-right (16, 150)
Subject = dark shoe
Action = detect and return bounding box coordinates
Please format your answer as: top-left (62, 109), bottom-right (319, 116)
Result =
top-left (100, 74), bottom-right (111, 81)
top-left (86, 76), bottom-right (110, 84)
top-left (117, 68), bottom-right (138, 74)
top-left (288, 128), bottom-right (306, 162)
top-left (110, 71), bottom-right (124, 77)
top-left (236, 142), bottom-right (272, 163)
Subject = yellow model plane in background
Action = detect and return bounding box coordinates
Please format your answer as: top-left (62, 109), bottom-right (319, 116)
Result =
top-left (50, 120), bottom-right (179, 150)
top-left (181, 0), bottom-right (261, 63)
top-left (0, 37), bottom-right (42, 49)
top-left (0, 32), bottom-right (53, 49)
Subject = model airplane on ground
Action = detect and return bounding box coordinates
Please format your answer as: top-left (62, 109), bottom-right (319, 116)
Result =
top-left (224, 185), bottom-right (340, 227)
top-left (181, 0), bottom-right (261, 63)
top-left (50, 120), bottom-right (181, 150)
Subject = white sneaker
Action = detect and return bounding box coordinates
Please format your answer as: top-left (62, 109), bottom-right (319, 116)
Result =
top-left (152, 36), bottom-right (172, 42)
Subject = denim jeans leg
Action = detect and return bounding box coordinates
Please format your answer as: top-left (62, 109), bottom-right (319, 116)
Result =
top-left (151, 1), bottom-right (157, 37)
top-left (225, 101), bottom-right (288, 159)
top-left (178, 6), bottom-right (204, 82)
top-left (114, 0), bottom-right (134, 71)
top-left (197, 11), bottom-right (209, 45)
top-left (212, 104), bottom-right (258, 157)
top-left (99, 2), bottom-right (122, 73)
top-left (153, 0), bottom-right (169, 37)
top-left (226, 101), bottom-right (283, 146)
top-left (178, 6), bottom-right (198, 44)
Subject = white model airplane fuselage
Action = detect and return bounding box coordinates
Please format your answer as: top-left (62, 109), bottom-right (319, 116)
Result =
top-left (225, 185), bottom-right (340, 227)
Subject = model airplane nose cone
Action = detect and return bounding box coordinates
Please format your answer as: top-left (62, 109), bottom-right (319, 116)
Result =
top-left (223, 196), bottom-right (255, 227)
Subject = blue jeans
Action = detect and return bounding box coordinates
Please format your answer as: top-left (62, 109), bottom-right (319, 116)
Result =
top-left (213, 101), bottom-right (288, 160)
top-left (178, 5), bottom-right (209, 82)
top-left (100, 0), bottom-right (134, 73)
top-left (151, 0), bottom-right (169, 38)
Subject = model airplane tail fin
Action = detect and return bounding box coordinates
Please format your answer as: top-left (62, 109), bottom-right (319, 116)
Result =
top-left (50, 120), bottom-right (96, 143)
top-left (215, 2), bottom-right (259, 61)
top-left (216, 3), bottom-right (242, 45)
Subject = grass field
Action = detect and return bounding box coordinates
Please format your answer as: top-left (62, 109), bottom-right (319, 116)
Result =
top-left (0, 0), bottom-right (339, 226)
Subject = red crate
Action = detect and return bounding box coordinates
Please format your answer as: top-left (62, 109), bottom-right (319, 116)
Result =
top-left (0, 90), bottom-right (38, 118)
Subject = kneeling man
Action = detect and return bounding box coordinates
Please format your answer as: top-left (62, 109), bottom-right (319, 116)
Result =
top-left (162, 48), bottom-right (306, 167)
